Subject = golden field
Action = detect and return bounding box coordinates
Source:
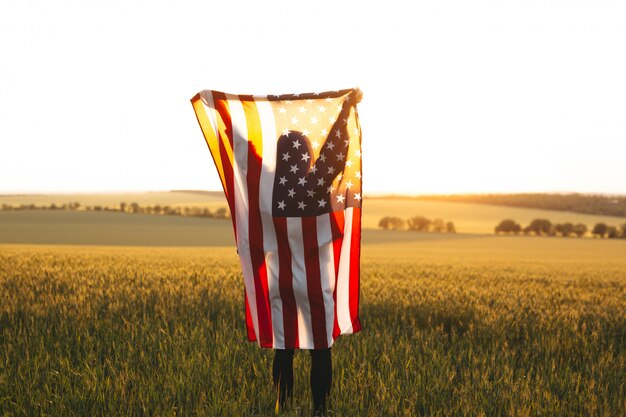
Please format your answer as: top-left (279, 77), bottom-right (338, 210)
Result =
top-left (1, 238), bottom-right (624, 416)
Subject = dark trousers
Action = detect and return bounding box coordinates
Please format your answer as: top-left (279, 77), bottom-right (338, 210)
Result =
top-left (272, 348), bottom-right (332, 413)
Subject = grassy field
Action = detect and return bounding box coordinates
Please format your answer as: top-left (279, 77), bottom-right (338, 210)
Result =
top-left (2, 191), bottom-right (625, 234)
top-left (1, 241), bottom-right (625, 416)
top-left (1, 192), bottom-right (625, 415)
top-left (0, 210), bottom-right (236, 246)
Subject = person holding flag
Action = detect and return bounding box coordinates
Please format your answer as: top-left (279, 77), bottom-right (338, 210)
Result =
top-left (191, 87), bottom-right (363, 416)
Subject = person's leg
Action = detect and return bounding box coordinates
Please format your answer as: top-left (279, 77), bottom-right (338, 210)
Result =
top-left (309, 348), bottom-right (332, 415)
top-left (272, 349), bottom-right (295, 409)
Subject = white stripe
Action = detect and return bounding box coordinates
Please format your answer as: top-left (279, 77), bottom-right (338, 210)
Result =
top-left (337, 207), bottom-right (354, 334)
top-left (317, 213), bottom-right (337, 347)
top-left (200, 92), bottom-right (220, 143)
top-left (286, 217), bottom-right (314, 349)
top-left (229, 98), bottom-right (260, 343)
top-left (256, 98), bottom-right (284, 348)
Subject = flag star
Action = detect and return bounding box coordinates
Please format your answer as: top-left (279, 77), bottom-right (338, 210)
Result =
top-left (321, 128), bottom-right (328, 136)
top-left (334, 129), bottom-right (342, 138)
top-left (318, 199), bottom-right (327, 207)
top-left (307, 189), bottom-right (315, 198)
top-left (317, 178), bottom-right (325, 186)
top-left (327, 141), bottom-right (335, 150)
top-left (355, 150), bottom-right (362, 157)
top-left (337, 172), bottom-right (343, 181)
top-left (344, 139), bottom-right (350, 146)
top-left (298, 177), bottom-right (307, 186)
top-left (328, 116), bottom-right (335, 123)
top-left (282, 152), bottom-right (291, 161)
top-left (279, 107), bottom-right (287, 114)
top-left (302, 129), bottom-right (310, 136)
top-left (336, 194), bottom-right (345, 204)
top-left (345, 180), bottom-right (353, 189)
top-left (282, 129), bottom-right (290, 137)
top-left (336, 152), bottom-right (345, 161)
top-left (279, 176), bottom-right (287, 185)
top-left (310, 116), bottom-right (318, 125)
top-left (356, 171), bottom-right (361, 179)
top-left (298, 106), bottom-right (306, 113)
top-left (354, 193), bottom-right (362, 201)
top-left (312, 140), bottom-right (320, 149)
top-left (291, 116), bottom-right (299, 125)
top-left (326, 185), bottom-right (334, 193)
top-left (292, 141), bottom-right (301, 149)
top-left (319, 154), bottom-right (327, 163)
top-left (288, 189), bottom-right (296, 198)
top-left (327, 166), bottom-right (335, 175)
top-left (301, 153), bottom-right (310, 162)
top-left (290, 164), bottom-right (299, 174)
top-left (298, 201), bottom-right (307, 210)
top-left (336, 105), bottom-right (343, 112)
top-left (345, 160), bottom-right (353, 168)
top-left (310, 165), bottom-right (318, 174)
top-left (318, 105), bottom-right (326, 113)
top-left (354, 128), bottom-right (359, 135)
top-left (277, 200), bottom-right (286, 210)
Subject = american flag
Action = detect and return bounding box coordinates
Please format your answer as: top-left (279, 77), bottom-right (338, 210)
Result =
top-left (191, 88), bottom-right (362, 349)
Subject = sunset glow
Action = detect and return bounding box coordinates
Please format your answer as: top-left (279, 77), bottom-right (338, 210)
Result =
top-left (1, 0), bottom-right (625, 195)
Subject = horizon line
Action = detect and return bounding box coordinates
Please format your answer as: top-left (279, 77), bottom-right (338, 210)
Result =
top-left (1, 189), bottom-right (626, 198)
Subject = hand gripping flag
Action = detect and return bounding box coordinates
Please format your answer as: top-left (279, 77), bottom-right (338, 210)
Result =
top-left (191, 88), bottom-right (362, 349)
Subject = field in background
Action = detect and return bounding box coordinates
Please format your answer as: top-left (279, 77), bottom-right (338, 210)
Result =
top-left (0, 191), bottom-right (225, 208)
top-left (0, 210), bottom-right (236, 246)
top-left (1, 243), bottom-right (624, 416)
top-left (2, 191), bottom-right (625, 236)
top-left (2, 192), bottom-right (625, 416)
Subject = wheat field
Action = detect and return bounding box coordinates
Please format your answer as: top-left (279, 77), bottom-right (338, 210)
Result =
top-left (1, 243), bottom-right (624, 416)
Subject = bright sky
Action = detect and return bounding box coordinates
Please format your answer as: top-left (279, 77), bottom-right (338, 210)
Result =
top-left (1, 0), bottom-right (625, 196)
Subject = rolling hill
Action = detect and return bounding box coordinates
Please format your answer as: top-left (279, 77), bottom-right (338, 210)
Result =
top-left (2, 191), bottom-right (624, 237)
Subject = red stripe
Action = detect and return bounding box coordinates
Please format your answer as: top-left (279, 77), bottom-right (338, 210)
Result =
top-left (301, 217), bottom-right (328, 349)
top-left (349, 208), bottom-right (362, 333)
top-left (241, 95), bottom-right (273, 347)
top-left (273, 217), bottom-right (299, 349)
top-left (212, 92), bottom-right (237, 239)
top-left (329, 210), bottom-right (345, 340)
top-left (244, 291), bottom-right (256, 341)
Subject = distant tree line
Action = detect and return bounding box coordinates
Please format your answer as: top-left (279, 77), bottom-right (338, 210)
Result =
top-left (495, 218), bottom-right (626, 239)
top-left (379, 216), bottom-right (456, 233)
top-left (385, 193), bottom-right (626, 218)
top-left (0, 202), bottom-right (230, 219)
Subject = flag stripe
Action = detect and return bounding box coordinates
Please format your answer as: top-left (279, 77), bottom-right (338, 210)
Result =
top-left (255, 98), bottom-right (284, 348)
top-left (349, 207), bottom-right (362, 333)
top-left (229, 97), bottom-right (261, 342)
top-left (302, 217), bottom-right (328, 349)
top-left (240, 96), bottom-right (274, 347)
top-left (330, 210), bottom-right (345, 339)
top-left (286, 217), bottom-right (314, 349)
top-left (273, 217), bottom-right (299, 349)
top-left (212, 92), bottom-right (237, 239)
top-left (317, 213), bottom-right (337, 347)
top-left (336, 207), bottom-right (354, 334)
top-left (191, 94), bottom-right (228, 197)
top-left (244, 292), bottom-right (255, 341)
